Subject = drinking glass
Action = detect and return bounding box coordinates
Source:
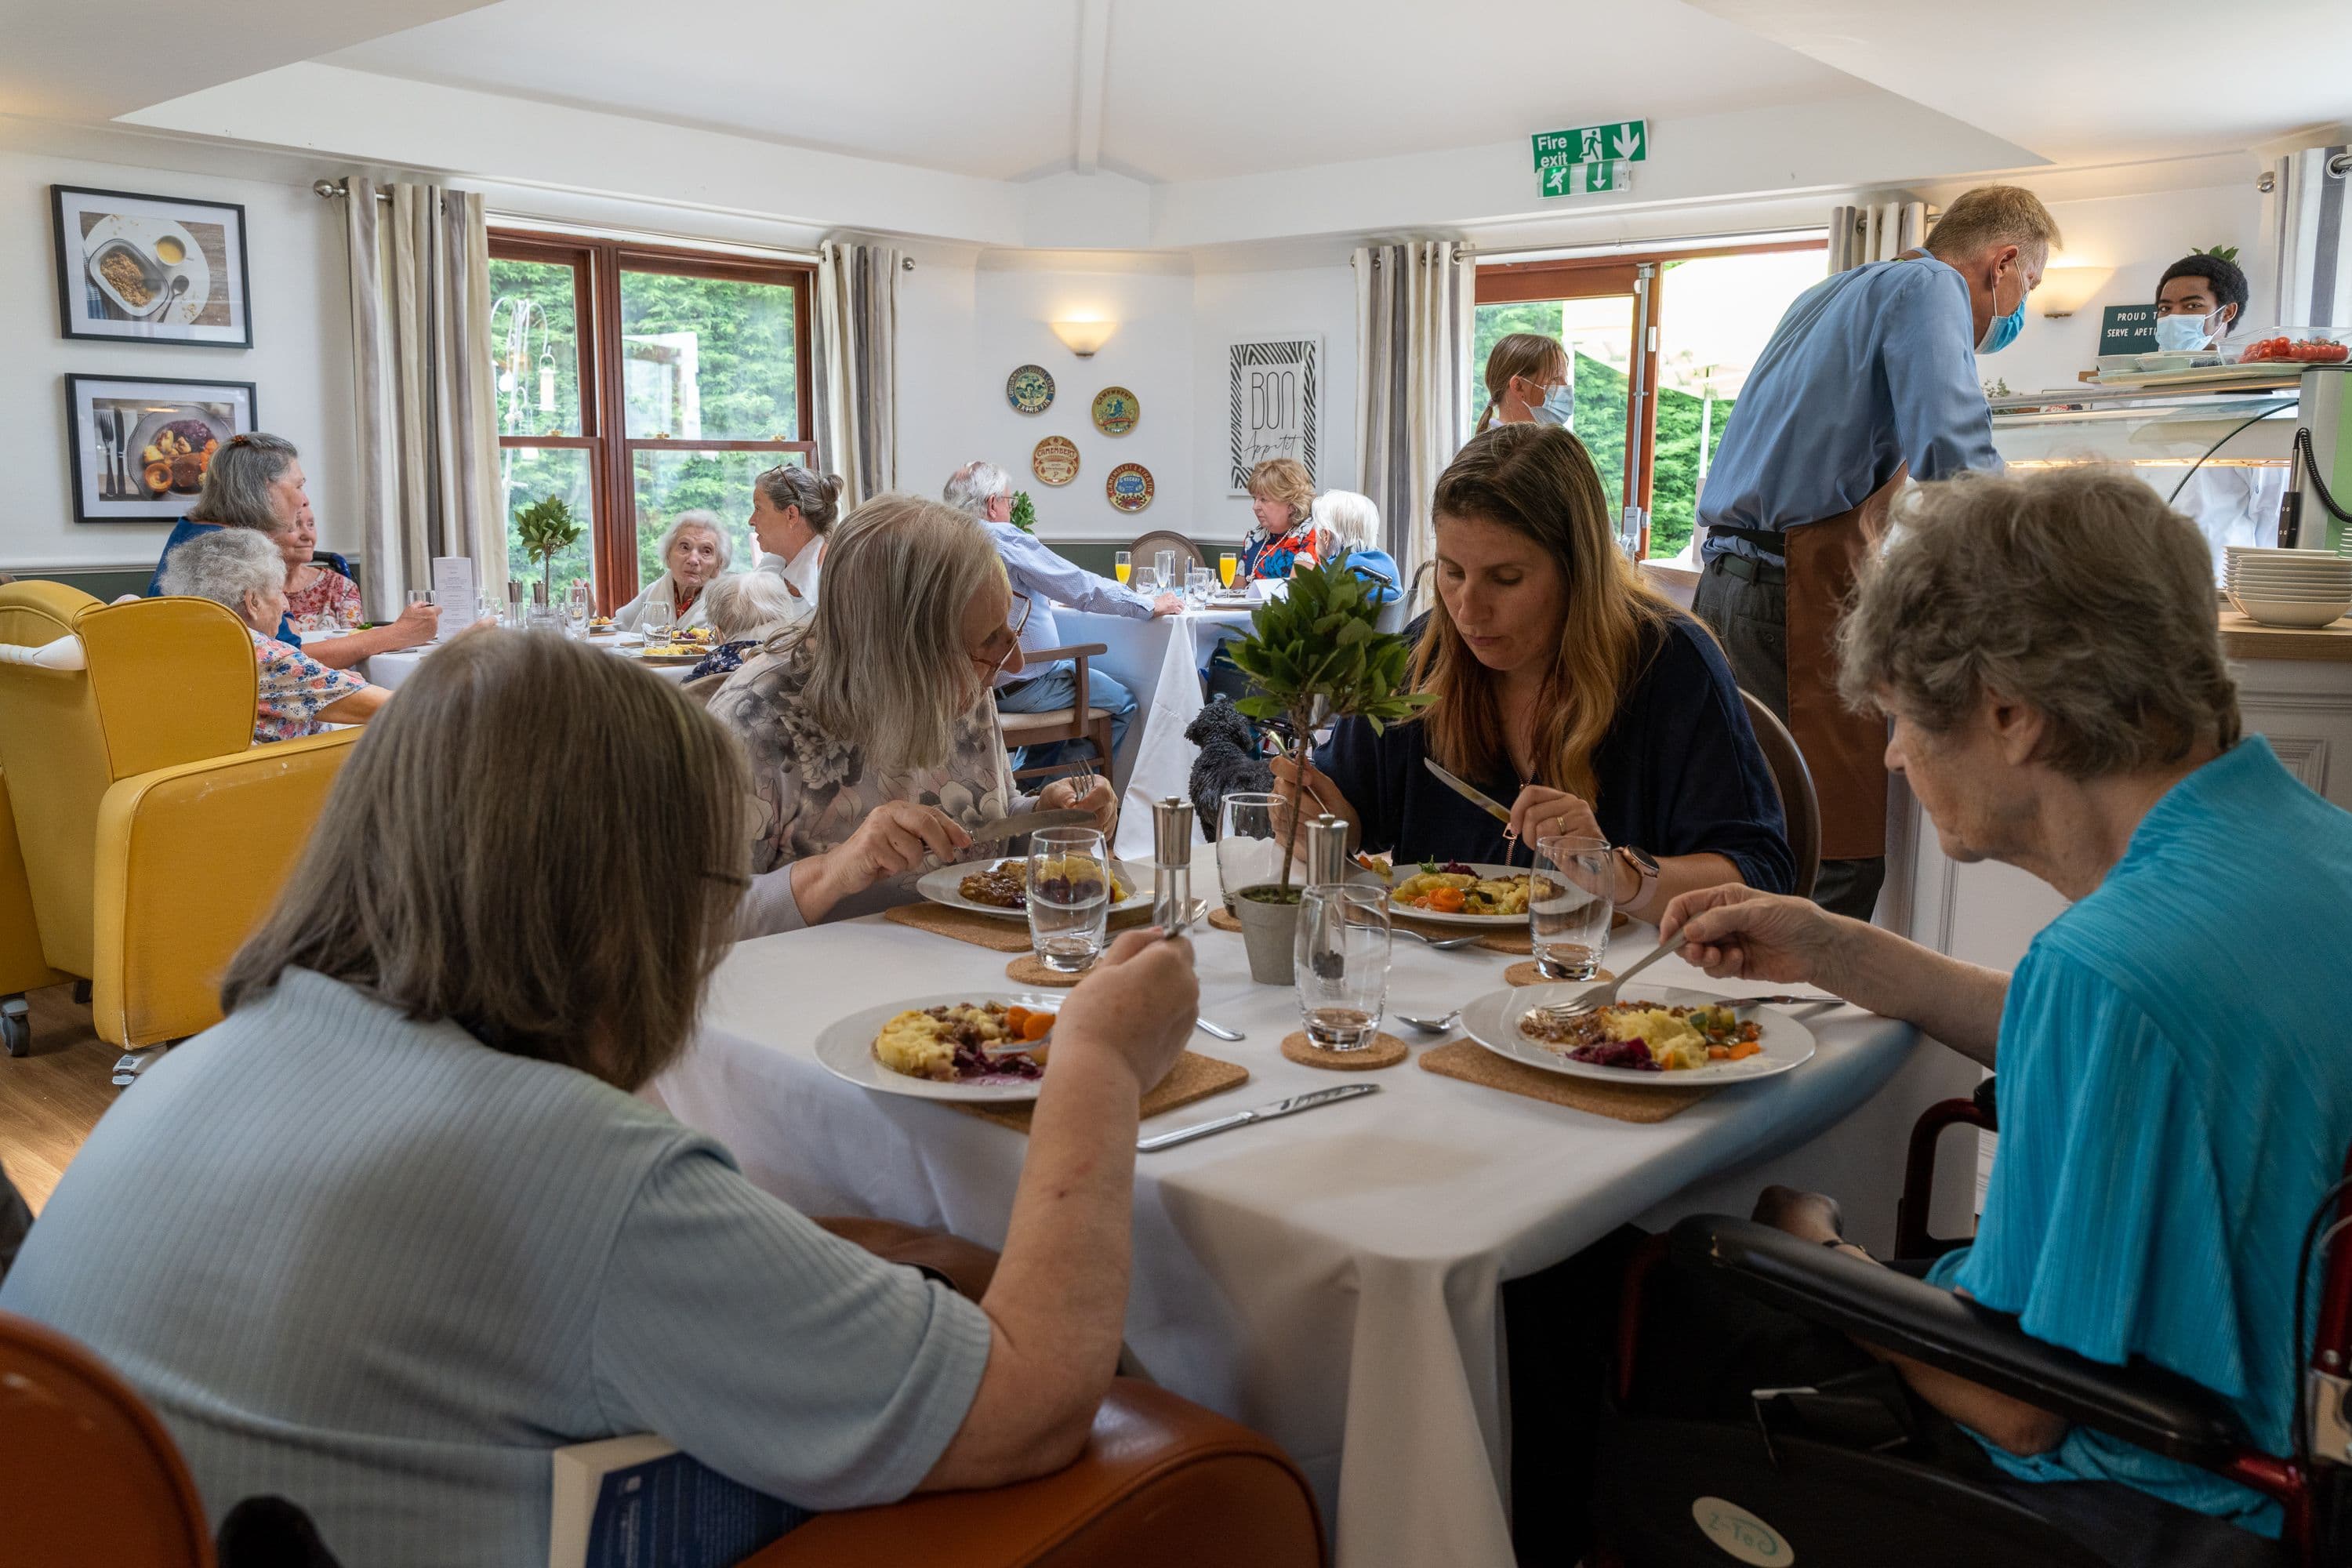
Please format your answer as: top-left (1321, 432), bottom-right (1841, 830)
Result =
top-left (1219, 552), bottom-right (1240, 589)
top-left (1215, 792), bottom-right (1287, 911)
top-left (1294, 884), bottom-right (1391, 1051)
top-left (1186, 566), bottom-right (1214, 608)
top-left (1028, 826), bottom-right (1112, 973)
top-left (562, 581), bottom-right (590, 638)
top-left (476, 594), bottom-right (503, 628)
top-left (405, 589), bottom-right (435, 610)
top-left (1155, 550), bottom-right (1178, 593)
top-left (1114, 549), bottom-right (1133, 586)
top-left (642, 608), bottom-right (674, 644)
top-left (1530, 833), bottom-right (1614, 982)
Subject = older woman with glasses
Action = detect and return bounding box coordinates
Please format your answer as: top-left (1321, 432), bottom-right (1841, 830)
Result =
top-left (710, 495), bottom-right (1117, 934)
top-left (616, 510), bottom-right (731, 634)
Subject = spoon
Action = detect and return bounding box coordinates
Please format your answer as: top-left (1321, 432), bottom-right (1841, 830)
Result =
top-left (1393, 1010), bottom-right (1461, 1035)
top-left (143, 273), bottom-right (190, 321)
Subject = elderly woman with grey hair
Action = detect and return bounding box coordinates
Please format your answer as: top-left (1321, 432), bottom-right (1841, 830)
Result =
top-left (1617, 466), bottom-right (2352, 1548)
top-left (160, 527), bottom-right (392, 745)
top-left (145, 431), bottom-right (437, 669)
top-left (710, 494), bottom-right (1116, 934)
top-left (686, 568), bottom-right (804, 681)
top-left (616, 510), bottom-right (731, 634)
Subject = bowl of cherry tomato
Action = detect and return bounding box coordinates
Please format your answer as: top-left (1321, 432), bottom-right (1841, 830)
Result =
top-left (2226, 330), bottom-right (2350, 365)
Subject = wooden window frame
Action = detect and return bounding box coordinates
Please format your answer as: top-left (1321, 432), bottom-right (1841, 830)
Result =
top-left (489, 228), bottom-right (816, 612)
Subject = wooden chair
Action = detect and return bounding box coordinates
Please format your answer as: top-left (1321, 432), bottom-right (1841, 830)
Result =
top-left (1739, 688), bottom-right (1821, 902)
top-left (1126, 531), bottom-right (1203, 582)
top-left (998, 643), bottom-right (1116, 785)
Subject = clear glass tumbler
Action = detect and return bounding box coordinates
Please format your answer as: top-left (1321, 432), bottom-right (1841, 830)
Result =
top-left (1294, 884), bottom-right (1391, 1050)
top-left (1186, 567), bottom-right (1214, 608)
top-left (563, 581), bottom-right (590, 637)
top-left (1215, 792), bottom-right (1287, 912)
top-left (1155, 550), bottom-right (1178, 593)
top-left (1028, 826), bottom-right (1112, 973)
top-left (1531, 833), bottom-right (1615, 982)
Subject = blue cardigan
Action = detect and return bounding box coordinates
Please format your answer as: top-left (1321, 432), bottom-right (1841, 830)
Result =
top-left (145, 517), bottom-right (331, 645)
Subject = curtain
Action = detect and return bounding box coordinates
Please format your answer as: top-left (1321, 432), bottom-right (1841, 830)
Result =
top-left (2259, 144), bottom-right (2351, 328)
top-left (814, 239), bottom-right (902, 507)
top-left (1352, 240), bottom-right (1475, 578)
top-left (1828, 198), bottom-right (1927, 273)
top-left (343, 179), bottom-right (504, 617)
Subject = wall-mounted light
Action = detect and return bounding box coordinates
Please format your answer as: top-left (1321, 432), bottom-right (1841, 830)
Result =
top-left (2034, 264), bottom-right (2114, 318)
top-left (1051, 319), bottom-right (1116, 357)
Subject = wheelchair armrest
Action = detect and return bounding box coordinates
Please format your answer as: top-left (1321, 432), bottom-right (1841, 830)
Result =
top-left (1668, 1215), bottom-right (2252, 1471)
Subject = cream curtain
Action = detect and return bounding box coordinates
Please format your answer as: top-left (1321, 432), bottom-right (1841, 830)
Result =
top-left (1353, 240), bottom-right (1475, 578)
top-left (2259, 143), bottom-right (2352, 328)
top-left (814, 239), bottom-right (902, 508)
top-left (343, 179), bottom-right (504, 617)
top-left (1829, 198), bottom-right (1928, 273)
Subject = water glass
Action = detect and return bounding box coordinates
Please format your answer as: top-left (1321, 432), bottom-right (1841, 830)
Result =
top-left (1186, 566), bottom-right (1215, 607)
top-left (1531, 833), bottom-right (1615, 982)
top-left (1114, 549), bottom-right (1133, 586)
top-left (1294, 884), bottom-right (1391, 1051)
top-left (1215, 792), bottom-right (1287, 911)
top-left (476, 594), bottom-right (503, 628)
top-left (1027, 826), bottom-right (1113, 973)
top-left (563, 581), bottom-right (590, 637)
top-left (1154, 550), bottom-right (1178, 593)
top-left (642, 608), bottom-right (674, 643)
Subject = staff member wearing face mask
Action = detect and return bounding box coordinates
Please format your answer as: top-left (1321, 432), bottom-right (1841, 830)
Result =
top-left (1690, 184), bottom-right (2060, 921)
top-left (1475, 334), bottom-right (1574, 433)
top-left (2151, 252), bottom-right (2278, 573)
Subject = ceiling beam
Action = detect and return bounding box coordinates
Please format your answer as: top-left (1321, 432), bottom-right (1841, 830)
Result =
top-left (1071, 0), bottom-right (1111, 174)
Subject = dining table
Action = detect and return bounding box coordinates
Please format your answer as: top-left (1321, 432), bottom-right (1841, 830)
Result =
top-left (365, 632), bottom-right (700, 689)
top-left (653, 848), bottom-right (1982, 1568)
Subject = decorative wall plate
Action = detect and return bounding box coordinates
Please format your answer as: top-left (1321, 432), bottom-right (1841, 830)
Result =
top-left (1006, 364), bottom-right (1055, 414)
top-left (1031, 435), bottom-right (1080, 487)
top-left (1091, 386), bottom-right (1139, 435)
top-left (1105, 462), bottom-right (1154, 513)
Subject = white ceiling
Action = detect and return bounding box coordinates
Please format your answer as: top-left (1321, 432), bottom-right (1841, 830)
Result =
top-left (321, 0), bottom-right (1870, 183)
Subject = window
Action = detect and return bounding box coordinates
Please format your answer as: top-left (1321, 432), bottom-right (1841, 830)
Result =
top-left (488, 232), bottom-right (815, 611)
top-left (1474, 239), bottom-right (1826, 561)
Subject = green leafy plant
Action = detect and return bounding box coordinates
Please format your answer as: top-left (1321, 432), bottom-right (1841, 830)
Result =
top-left (513, 495), bottom-right (584, 596)
top-left (1009, 490), bottom-right (1037, 533)
top-left (2192, 244), bottom-right (2241, 263)
top-left (1225, 559), bottom-right (1433, 897)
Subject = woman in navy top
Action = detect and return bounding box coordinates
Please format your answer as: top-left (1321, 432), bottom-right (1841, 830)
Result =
top-left (1278, 425), bottom-right (1791, 923)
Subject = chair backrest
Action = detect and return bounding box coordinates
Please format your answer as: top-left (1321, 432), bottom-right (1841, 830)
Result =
top-left (0, 1309), bottom-right (215, 1566)
top-left (1128, 531), bottom-right (1204, 579)
top-left (1740, 690), bottom-right (1821, 902)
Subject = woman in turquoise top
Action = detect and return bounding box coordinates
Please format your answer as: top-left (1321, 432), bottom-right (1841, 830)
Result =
top-left (1661, 465), bottom-right (2352, 1541)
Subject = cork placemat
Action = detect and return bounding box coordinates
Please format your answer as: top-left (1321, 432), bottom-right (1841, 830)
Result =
top-left (1004, 953), bottom-right (1087, 987)
top-left (1416, 1038), bottom-right (1711, 1123)
top-left (1505, 962), bottom-right (1615, 988)
top-left (950, 1050), bottom-right (1248, 1133)
top-left (1207, 906), bottom-right (1243, 934)
top-left (1280, 1030), bottom-right (1407, 1070)
top-left (884, 899), bottom-right (1149, 953)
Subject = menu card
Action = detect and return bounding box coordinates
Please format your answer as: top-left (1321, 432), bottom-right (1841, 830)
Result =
top-left (430, 557), bottom-right (477, 643)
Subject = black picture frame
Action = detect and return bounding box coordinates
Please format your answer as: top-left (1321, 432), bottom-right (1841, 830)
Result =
top-left (52, 183), bottom-right (253, 349)
top-left (65, 373), bottom-right (259, 525)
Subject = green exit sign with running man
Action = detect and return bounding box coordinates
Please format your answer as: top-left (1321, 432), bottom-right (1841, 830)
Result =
top-left (1531, 120), bottom-right (1647, 172)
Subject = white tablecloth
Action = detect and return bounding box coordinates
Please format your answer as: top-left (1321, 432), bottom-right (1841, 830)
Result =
top-left (1055, 608), bottom-right (1254, 860)
top-left (655, 862), bottom-right (1979, 1568)
top-left (365, 638), bottom-right (697, 689)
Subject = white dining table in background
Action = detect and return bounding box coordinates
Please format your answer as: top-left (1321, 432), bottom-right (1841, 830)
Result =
top-left (655, 851), bottom-right (1980, 1568)
top-left (1055, 606), bottom-right (1254, 859)
top-left (365, 636), bottom-right (699, 690)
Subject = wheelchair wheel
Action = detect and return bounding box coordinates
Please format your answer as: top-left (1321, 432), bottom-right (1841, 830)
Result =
top-left (2, 995), bottom-right (28, 1058)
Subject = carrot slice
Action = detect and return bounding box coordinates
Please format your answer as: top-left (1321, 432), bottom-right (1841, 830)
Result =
top-left (1727, 1040), bottom-right (1762, 1060)
top-left (1021, 1011), bottom-right (1054, 1041)
top-left (1005, 1006), bottom-right (1031, 1033)
top-left (1708, 1045), bottom-right (1731, 1060)
top-left (1428, 887), bottom-right (1468, 913)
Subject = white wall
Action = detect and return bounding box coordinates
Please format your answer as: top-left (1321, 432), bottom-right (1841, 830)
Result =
top-left (1192, 259), bottom-right (1359, 545)
top-left (0, 137), bottom-right (355, 572)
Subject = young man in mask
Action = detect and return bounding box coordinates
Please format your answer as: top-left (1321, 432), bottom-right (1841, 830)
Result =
top-left (2152, 252), bottom-right (2280, 572)
top-left (1690, 183), bottom-right (2058, 920)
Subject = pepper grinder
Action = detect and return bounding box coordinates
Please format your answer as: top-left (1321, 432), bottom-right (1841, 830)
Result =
top-left (505, 578), bottom-right (523, 628)
top-left (1152, 796), bottom-right (1194, 931)
top-left (1303, 814), bottom-right (1352, 889)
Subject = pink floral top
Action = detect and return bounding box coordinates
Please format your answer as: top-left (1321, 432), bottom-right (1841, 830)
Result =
top-left (249, 630), bottom-right (366, 746)
top-left (285, 567), bottom-right (363, 635)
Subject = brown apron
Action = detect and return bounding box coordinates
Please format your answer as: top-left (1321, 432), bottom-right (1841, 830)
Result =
top-left (1784, 465), bottom-right (1904, 861)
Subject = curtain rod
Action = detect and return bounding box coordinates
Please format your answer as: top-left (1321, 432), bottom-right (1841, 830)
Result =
top-left (314, 177), bottom-right (837, 266)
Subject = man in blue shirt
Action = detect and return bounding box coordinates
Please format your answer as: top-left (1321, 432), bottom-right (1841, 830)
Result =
top-left (942, 461), bottom-right (1178, 771)
top-left (1693, 185), bottom-right (2059, 920)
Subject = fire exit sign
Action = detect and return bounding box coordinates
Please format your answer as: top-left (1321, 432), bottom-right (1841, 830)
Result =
top-left (1531, 120), bottom-right (1647, 172)
top-left (1537, 161), bottom-right (1629, 200)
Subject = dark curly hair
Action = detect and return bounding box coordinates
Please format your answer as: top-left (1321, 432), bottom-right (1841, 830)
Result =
top-left (2156, 253), bottom-right (2250, 336)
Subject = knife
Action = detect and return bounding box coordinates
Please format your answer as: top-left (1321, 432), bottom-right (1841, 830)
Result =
top-left (1136, 1083), bottom-right (1379, 1152)
top-left (1423, 758), bottom-right (1515, 836)
top-left (966, 808), bottom-right (1097, 845)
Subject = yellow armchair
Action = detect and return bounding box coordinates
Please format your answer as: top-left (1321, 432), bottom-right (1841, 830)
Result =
top-left (0, 582), bottom-right (358, 1058)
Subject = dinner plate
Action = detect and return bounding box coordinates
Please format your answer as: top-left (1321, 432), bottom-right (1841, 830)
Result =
top-left (814, 992), bottom-right (1070, 1103)
top-left (1381, 860), bottom-right (1534, 927)
top-left (916, 856), bottom-right (1152, 921)
top-left (1461, 982), bottom-right (1817, 1088)
top-left (633, 644), bottom-right (711, 665)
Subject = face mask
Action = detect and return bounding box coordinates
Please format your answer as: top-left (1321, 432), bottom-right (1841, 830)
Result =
top-left (1976, 267), bottom-right (2027, 354)
top-left (1525, 379), bottom-right (1573, 427)
top-left (2153, 311), bottom-right (2216, 352)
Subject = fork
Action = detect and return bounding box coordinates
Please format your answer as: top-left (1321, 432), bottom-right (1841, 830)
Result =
top-left (1526, 935), bottom-right (1678, 1023)
top-left (984, 905), bottom-right (1198, 1060)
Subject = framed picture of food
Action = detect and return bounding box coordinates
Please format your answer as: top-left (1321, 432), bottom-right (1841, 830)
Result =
top-left (52, 187), bottom-right (252, 349)
top-left (1105, 462), bottom-right (1154, 514)
top-left (1031, 435), bottom-right (1080, 487)
top-left (1091, 386), bottom-right (1139, 436)
top-left (65, 373), bottom-right (257, 524)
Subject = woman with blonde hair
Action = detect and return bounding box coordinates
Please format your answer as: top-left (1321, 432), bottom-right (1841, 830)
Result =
top-left (1275, 423), bottom-right (1791, 921)
top-left (616, 510), bottom-right (731, 633)
top-left (710, 495), bottom-right (1116, 932)
top-left (1475, 332), bottom-right (1571, 434)
top-left (1238, 457), bottom-right (1325, 580)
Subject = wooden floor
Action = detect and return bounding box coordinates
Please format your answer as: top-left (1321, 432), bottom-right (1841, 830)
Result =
top-left (2, 984), bottom-right (117, 1214)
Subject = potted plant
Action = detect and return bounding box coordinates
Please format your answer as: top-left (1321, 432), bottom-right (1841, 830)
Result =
top-left (513, 495), bottom-right (584, 603)
top-left (1008, 490), bottom-right (1038, 533)
top-left (1221, 559), bottom-right (1431, 982)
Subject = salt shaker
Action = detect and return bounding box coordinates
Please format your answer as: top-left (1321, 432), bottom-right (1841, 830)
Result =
top-left (1152, 796), bottom-right (1194, 931)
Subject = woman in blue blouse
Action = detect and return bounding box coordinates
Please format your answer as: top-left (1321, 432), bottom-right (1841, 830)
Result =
top-left (1662, 466), bottom-right (2352, 1542)
top-left (1274, 423), bottom-right (1792, 924)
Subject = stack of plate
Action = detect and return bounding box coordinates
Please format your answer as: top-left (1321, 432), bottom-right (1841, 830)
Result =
top-left (2225, 547), bottom-right (2352, 628)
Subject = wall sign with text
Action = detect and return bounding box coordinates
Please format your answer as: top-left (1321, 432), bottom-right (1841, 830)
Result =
top-left (1227, 336), bottom-right (1320, 494)
top-left (2098, 303), bottom-right (2158, 356)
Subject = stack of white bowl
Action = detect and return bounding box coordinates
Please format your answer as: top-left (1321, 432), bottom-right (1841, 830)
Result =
top-left (2225, 546), bottom-right (2352, 628)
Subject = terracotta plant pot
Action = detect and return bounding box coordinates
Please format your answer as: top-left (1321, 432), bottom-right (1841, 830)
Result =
top-left (1234, 884), bottom-right (1302, 985)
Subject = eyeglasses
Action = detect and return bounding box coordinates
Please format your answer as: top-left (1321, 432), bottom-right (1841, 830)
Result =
top-left (971, 593), bottom-right (1031, 674)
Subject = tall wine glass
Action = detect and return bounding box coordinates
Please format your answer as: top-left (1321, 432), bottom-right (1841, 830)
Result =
top-left (1114, 550), bottom-right (1133, 586)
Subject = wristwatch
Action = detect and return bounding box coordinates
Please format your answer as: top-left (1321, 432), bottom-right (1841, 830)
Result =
top-left (1614, 844), bottom-right (1660, 908)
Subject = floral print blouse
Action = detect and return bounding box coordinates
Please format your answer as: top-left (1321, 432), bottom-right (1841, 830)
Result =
top-left (249, 629), bottom-right (366, 746)
top-left (284, 566), bottom-right (363, 635)
top-left (1240, 517), bottom-right (1331, 581)
top-left (706, 641), bottom-right (1035, 914)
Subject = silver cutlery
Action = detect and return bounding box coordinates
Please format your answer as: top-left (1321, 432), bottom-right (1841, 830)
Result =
top-left (94, 408), bottom-right (116, 498)
top-left (966, 808), bottom-right (1097, 845)
top-left (1527, 935), bottom-right (1678, 1023)
top-left (113, 411), bottom-right (136, 498)
top-left (1137, 1083), bottom-right (1379, 1152)
top-left (1422, 758), bottom-right (1515, 835)
top-left (1193, 1017), bottom-right (1243, 1041)
top-left (142, 273), bottom-right (190, 321)
top-left (1711, 993), bottom-right (1841, 1009)
top-left (1392, 927), bottom-right (1489, 952)
top-left (1393, 1009), bottom-right (1461, 1034)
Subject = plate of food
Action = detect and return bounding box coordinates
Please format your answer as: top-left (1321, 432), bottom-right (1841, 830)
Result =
top-left (1363, 856), bottom-right (1534, 926)
top-left (1461, 982), bottom-right (1816, 1088)
top-left (916, 855), bottom-right (1150, 921)
top-left (127, 412), bottom-right (227, 496)
top-left (815, 993), bottom-right (1067, 1102)
top-left (82, 215), bottom-right (212, 325)
top-left (586, 615), bottom-right (616, 637)
top-left (634, 627), bottom-right (717, 663)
